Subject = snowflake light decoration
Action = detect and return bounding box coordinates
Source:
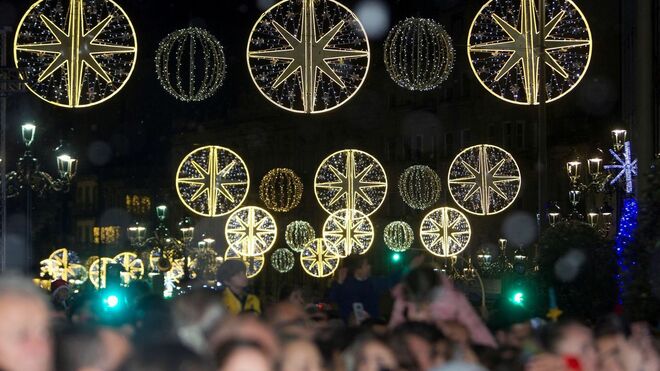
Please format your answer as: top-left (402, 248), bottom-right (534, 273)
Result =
top-left (113, 251), bottom-right (145, 286)
top-left (300, 238), bottom-right (340, 278)
top-left (605, 141), bottom-right (637, 194)
top-left (420, 207), bottom-right (472, 257)
top-left (226, 206), bottom-right (278, 257)
top-left (39, 248), bottom-right (87, 285)
top-left (224, 246), bottom-right (265, 279)
top-left (322, 209), bottom-right (374, 257)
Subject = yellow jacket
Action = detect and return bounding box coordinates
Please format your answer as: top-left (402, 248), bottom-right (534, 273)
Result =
top-left (221, 288), bottom-right (261, 315)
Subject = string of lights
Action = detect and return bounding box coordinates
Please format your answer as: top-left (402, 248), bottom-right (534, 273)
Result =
top-left (285, 221), bottom-right (316, 253)
top-left (398, 165), bottom-right (442, 210)
top-left (259, 168), bottom-right (303, 212)
top-left (383, 221), bottom-right (414, 252)
top-left (270, 248), bottom-right (295, 273)
top-left (613, 197), bottom-right (638, 305)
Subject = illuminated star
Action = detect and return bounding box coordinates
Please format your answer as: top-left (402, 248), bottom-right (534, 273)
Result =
top-left (301, 240), bottom-right (339, 277)
top-left (248, 0), bottom-right (368, 112)
top-left (605, 141), bottom-right (637, 194)
top-left (469, 0), bottom-right (590, 104)
top-left (421, 208), bottom-right (470, 256)
top-left (324, 211), bottom-right (373, 256)
top-left (226, 207), bottom-right (276, 257)
top-left (15, 0), bottom-right (136, 106)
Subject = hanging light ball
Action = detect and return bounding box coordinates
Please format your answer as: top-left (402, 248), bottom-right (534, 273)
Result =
top-left (399, 165), bottom-right (443, 210)
top-left (384, 221), bottom-right (414, 252)
top-left (155, 27), bottom-right (226, 102)
top-left (285, 221), bottom-right (315, 253)
top-left (384, 18), bottom-right (455, 91)
top-left (270, 248), bottom-right (295, 273)
top-left (259, 168), bottom-right (304, 212)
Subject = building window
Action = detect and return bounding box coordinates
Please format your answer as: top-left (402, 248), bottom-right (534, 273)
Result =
top-left (126, 195), bottom-right (152, 215)
top-left (93, 226), bottom-right (121, 245)
top-left (444, 132), bottom-right (454, 157)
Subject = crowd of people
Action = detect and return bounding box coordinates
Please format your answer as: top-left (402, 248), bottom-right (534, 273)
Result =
top-left (0, 254), bottom-right (658, 371)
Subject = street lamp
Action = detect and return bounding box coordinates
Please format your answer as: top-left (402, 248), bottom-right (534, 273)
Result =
top-left (547, 202), bottom-right (561, 227)
top-left (611, 129), bottom-right (627, 152)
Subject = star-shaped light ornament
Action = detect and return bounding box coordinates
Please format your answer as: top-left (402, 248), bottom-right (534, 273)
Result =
top-left (176, 146), bottom-right (250, 217)
top-left (300, 238), bottom-right (340, 278)
top-left (225, 206), bottom-right (278, 257)
top-left (605, 141), bottom-right (638, 194)
top-left (420, 207), bottom-right (472, 257)
top-left (448, 144), bottom-right (521, 216)
top-left (247, 0), bottom-right (370, 113)
top-left (14, 0), bottom-right (137, 107)
top-left (468, 0), bottom-right (592, 104)
top-left (315, 149), bottom-right (388, 217)
top-left (322, 209), bottom-right (374, 257)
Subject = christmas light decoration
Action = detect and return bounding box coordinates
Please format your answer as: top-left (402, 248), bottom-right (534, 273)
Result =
top-left (39, 248), bottom-right (87, 285)
top-left (247, 0), bottom-right (370, 113)
top-left (300, 238), bottom-right (340, 278)
top-left (176, 146), bottom-right (249, 217)
top-left (285, 220), bottom-right (315, 252)
top-left (613, 197), bottom-right (637, 305)
top-left (113, 252), bottom-right (145, 286)
top-left (467, 0), bottom-right (592, 104)
top-left (88, 257), bottom-right (116, 288)
top-left (226, 206), bottom-right (277, 257)
top-left (323, 209), bottom-right (374, 257)
top-left (383, 221), bottom-right (414, 252)
top-left (420, 207), bottom-right (472, 257)
top-left (399, 165), bottom-right (442, 210)
top-left (155, 27), bottom-right (226, 102)
top-left (270, 248), bottom-right (295, 273)
top-left (14, 0), bottom-right (137, 107)
top-left (604, 141), bottom-right (638, 194)
top-left (190, 246), bottom-right (219, 280)
top-left (259, 168), bottom-right (303, 212)
top-left (224, 246), bottom-right (265, 278)
top-left (384, 18), bottom-right (454, 91)
top-left (448, 144), bottom-right (521, 215)
top-left (315, 149), bottom-right (388, 216)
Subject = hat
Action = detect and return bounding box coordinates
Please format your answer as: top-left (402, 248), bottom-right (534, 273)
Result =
top-left (216, 260), bottom-right (246, 283)
top-left (51, 279), bottom-right (70, 296)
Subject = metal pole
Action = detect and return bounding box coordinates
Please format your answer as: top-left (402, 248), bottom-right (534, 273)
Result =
top-left (537, 0), bottom-right (548, 233)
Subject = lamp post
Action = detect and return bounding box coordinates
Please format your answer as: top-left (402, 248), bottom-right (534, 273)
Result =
top-left (1, 123), bottom-right (77, 271)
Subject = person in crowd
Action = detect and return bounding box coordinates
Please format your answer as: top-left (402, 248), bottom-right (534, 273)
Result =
top-left (594, 315), bottom-right (660, 371)
top-left (279, 284), bottom-right (306, 307)
top-left (215, 339), bottom-right (273, 371)
top-left (210, 314), bottom-right (280, 362)
top-left (389, 321), bottom-right (450, 370)
top-left (55, 325), bottom-right (131, 371)
top-left (50, 279), bottom-right (71, 313)
top-left (0, 274), bottom-right (53, 371)
top-left (216, 260), bottom-right (261, 315)
top-left (280, 337), bottom-right (324, 371)
top-left (527, 319), bottom-right (599, 371)
top-left (265, 301), bottom-right (313, 339)
top-left (329, 254), bottom-right (424, 321)
top-left (121, 342), bottom-right (213, 371)
top-left (343, 333), bottom-right (399, 371)
top-left (171, 288), bottom-right (226, 355)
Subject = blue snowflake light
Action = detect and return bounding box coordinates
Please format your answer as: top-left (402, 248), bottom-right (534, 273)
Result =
top-left (604, 141), bottom-right (638, 194)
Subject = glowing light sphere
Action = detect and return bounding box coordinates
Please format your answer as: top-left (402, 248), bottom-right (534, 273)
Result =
top-left (285, 221), bottom-right (316, 253)
top-left (315, 149), bottom-right (388, 216)
top-left (383, 221), bottom-right (414, 252)
top-left (384, 18), bottom-right (454, 91)
top-left (398, 165), bottom-right (443, 210)
top-left (259, 168), bottom-right (303, 212)
top-left (270, 248), bottom-right (295, 273)
top-left (176, 146), bottom-right (249, 217)
top-left (226, 206), bottom-right (277, 257)
top-left (467, 0), bottom-right (592, 104)
top-left (447, 144), bottom-right (521, 215)
top-left (323, 209), bottom-right (374, 257)
top-left (300, 238), bottom-right (340, 278)
top-left (224, 247), bottom-right (265, 279)
top-left (39, 248), bottom-right (88, 285)
top-left (247, 0), bottom-right (370, 113)
top-left (14, 0), bottom-right (137, 108)
top-left (88, 257), bottom-right (116, 289)
top-left (420, 207), bottom-right (472, 257)
top-left (113, 252), bottom-right (145, 286)
top-left (155, 27), bottom-right (226, 102)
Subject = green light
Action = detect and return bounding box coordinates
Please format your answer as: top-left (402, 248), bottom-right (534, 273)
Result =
top-left (391, 253), bottom-right (401, 263)
top-left (104, 294), bottom-right (120, 309)
top-left (511, 291), bottom-right (524, 306)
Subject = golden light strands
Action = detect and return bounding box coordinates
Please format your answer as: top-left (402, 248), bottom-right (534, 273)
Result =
top-left (420, 207), bottom-right (472, 257)
top-left (384, 18), bottom-right (455, 91)
top-left (155, 27), bottom-right (226, 102)
top-left (467, 0), bottom-right (592, 105)
top-left (39, 248), bottom-right (87, 285)
top-left (383, 221), bottom-right (414, 252)
top-left (224, 247), bottom-right (265, 279)
top-left (285, 221), bottom-right (316, 253)
top-left (14, 0), bottom-right (138, 108)
top-left (398, 165), bottom-right (443, 210)
top-left (247, 0), bottom-right (370, 113)
top-left (323, 209), bottom-right (374, 257)
top-left (315, 149), bottom-right (388, 216)
top-left (447, 144), bottom-right (521, 216)
top-left (300, 238), bottom-right (340, 278)
top-left (88, 257), bottom-right (116, 289)
top-left (259, 168), bottom-right (304, 212)
top-left (225, 206), bottom-right (278, 257)
top-left (270, 248), bottom-right (296, 273)
top-left (176, 146), bottom-right (250, 217)
top-left (113, 252), bottom-right (145, 286)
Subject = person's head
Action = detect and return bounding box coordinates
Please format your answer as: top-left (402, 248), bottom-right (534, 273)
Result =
top-left (403, 266), bottom-right (443, 304)
top-left (0, 274), bottom-right (53, 371)
top-left (266, 302), bottom-right (311, 339)
top-left (280, 338), bottom-right (323, 371)
top-left (215, 339), bottom-right (272, 371)
top-left (541, 320), bottom-right (598, 371)
top-left (210, 315), bottom-right (279, 362)
top-left (279, 285), bottom-right (305, 307)
top-left (344, 256), bottom-right (371, 279)
top-left (390, 322), bottom-right (448, 370)
top-left (122, 342), bottom-right (213, 371)
top-left (344, 333), bottom-right (398, 371)
top-left (172, 289), bottom-right (225, 355)
top-left (55, 325), bottom-right (130, 371)
top-left (217, 260), bottom-right (248, 290)
top-left (50, 279), bottom-right (70, 302)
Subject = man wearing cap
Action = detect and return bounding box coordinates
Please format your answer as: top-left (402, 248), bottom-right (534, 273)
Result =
top-left (217, 260), bottom-right (261, 315)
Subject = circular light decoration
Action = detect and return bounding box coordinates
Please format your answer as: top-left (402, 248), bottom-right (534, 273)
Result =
top-left (467, 0), bottom-right (592, 105)
top-left (155, 27), bottom-right (226, 102)
top-left (88, 257), bottom-right (117, 289)
top-left (226, 206), bottom-right (278, 257)
top-left (113, 252), bottom-right (145, 285)
top-left (247, 0), bottom-right (370, 113)
top-left (270, 248), bottom-right (295, 273)
top-left (420, 207), bottom-right (472, 257)
top-left (323, 209), bottom-right (374, 257)
top-left (447, 144), bottom-right (521, 215)
top-left (176, 146), bottom-right (250, 217)
top-left (285, 221), bottom-right (315, 253)
top-left (14, 0), bottom-right (137, 108)
top-left (384, 18), bottom-right (455, 91)
top-left (39, 248), bottom-right (88, 285)
top-left (399, 165), bottom-right (443, 210)
top-left (383, 221), bottom-right (414, 252)
top-left (259, 168), bottom-right (303, 212)
top-left (300, 238), bottom-right (340, 278)
top-left (224, 247), bottom-right (265, 279)
top-left (315, 149), bottom-right (388, 216)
